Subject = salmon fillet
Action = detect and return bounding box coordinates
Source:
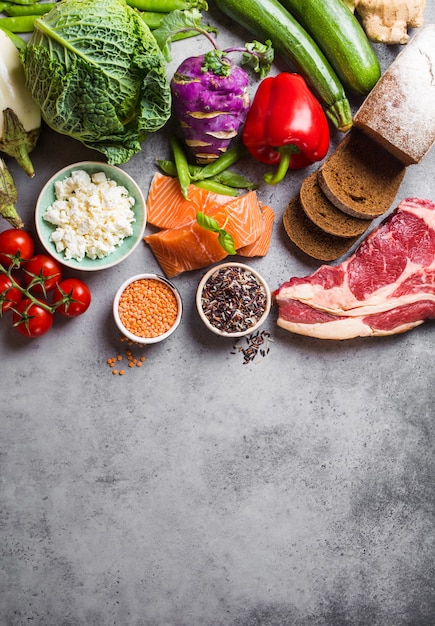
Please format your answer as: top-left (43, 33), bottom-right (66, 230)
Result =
top-left (146, 173), bottom-right (231, 229)
top-left (238, 203), bottom-right (275, 257)
top-left (144, 174), bottom-right (272, 277)
top-left (145, 224), bottom-right (228, 278)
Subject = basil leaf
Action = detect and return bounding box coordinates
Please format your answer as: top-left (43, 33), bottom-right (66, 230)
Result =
top-left (196, 211), bottom-right (220, 232)
top-left (218, 230), bottom-right (237, 255)
top-left (196, 211), bottom-right (236, 254)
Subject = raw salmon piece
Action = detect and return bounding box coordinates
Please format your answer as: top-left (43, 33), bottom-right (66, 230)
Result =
top-left (238, 203), bottom-right (275, 257)
top-left (206, 191), bottom-right (265, 249)
top-left (146, 173), bottom-right (231, 229)
top-left (144, 224), bottom-right (227, 278)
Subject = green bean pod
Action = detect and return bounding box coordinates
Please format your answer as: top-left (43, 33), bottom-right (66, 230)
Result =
top-left (0, 14), bottom-right (38, 32)
top-left (190, 144), bottom-right (249, 181)
top-left (126, 0), bottom-right (207, 12)
top-left (170, 135), bottom-right (191, 199)
top-left (194, 180), bottom-right (239, 196)
top-left (139, 10), bottom-right (164, 29)
top-left (5, 2), bottom-right (56, 16)
top-left (2, 0), bottom-right (38, 5)
top-left (158, 160), bottom-right (257, 190)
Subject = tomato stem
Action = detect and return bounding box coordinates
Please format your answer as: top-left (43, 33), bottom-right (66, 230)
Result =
top-left (0, 260), bottom-right (54, 313)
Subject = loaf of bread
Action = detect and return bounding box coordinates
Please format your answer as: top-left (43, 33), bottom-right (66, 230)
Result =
top-left (283, 194), bottom-right (359, 262)
top-left (300, 171), bottom-right (372, 238)
top-left (354, 24), bottom-right (435, 165)
top-left (318, 129), bottom-right (406, 219)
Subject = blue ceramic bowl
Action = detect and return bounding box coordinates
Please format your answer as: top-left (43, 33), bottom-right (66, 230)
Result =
top-left (35, 161), bottom-right (146, 271)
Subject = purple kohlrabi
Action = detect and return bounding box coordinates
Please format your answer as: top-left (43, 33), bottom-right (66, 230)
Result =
top-left (171, 52), bottom-right (250, 164)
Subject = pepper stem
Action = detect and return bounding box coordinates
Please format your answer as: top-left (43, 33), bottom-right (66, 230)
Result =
top-left (263, 145), bottom-right (299, 185)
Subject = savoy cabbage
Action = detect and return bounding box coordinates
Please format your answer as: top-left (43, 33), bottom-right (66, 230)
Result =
top-left (21, 0), bottom-right (172, 164)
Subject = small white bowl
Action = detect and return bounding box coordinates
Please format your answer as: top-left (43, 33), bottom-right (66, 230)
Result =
top-left (35, 161), bottom-right (146, 271)
top-left (196, 262), bottom-right (271, 337)
top-left (113, 273), bottom-right (183, 344)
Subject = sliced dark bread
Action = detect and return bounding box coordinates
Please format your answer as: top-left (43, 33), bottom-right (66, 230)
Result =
top-left (318, 128), bottom-right (406, 219)
top-left (283, 194), bottom-right (358, 262)
top-left (300, 171), bottom-right (371, 238)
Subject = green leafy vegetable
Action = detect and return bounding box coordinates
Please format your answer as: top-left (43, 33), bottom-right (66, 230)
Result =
top-left (20, 0), bottom-right (172, 164)
top-left (196, 212), bottom-right (236, 255)
top-left (153, 8), bottom-right (217, 61)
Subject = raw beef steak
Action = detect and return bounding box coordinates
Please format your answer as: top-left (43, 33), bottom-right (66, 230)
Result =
top-left (274, 198), bottom-right (435, 339)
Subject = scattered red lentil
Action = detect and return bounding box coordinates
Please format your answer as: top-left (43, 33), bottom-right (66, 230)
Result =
top-left (106, 336), bottom-right (148, 376)
top-left (118, 278), bottom-right (179, 339)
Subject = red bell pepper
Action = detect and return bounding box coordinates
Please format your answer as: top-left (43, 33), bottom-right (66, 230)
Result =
top-left (242, 72), bottom-right (330, 185)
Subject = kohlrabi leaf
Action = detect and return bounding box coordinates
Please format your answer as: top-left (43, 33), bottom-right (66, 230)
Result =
top-left (196, 211), bottom-right (236, 255)
top-left (153, 9), bottom-right (217, 61)
top-left (242, 40), bottom-right (274, 78)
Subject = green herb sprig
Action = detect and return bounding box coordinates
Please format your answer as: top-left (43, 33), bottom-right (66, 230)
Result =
top-left (196, 211), bottom-right (236, 255)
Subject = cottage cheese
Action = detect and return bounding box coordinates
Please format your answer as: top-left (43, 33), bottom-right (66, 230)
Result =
top-left (43, 169), bottom-right (136, 261)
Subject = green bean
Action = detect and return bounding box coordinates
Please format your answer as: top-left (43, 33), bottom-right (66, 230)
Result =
top-left (0, 2), bottom-right (13, 12)
top-left (126, 0), bottom-right (205, 12)
top-left (158, 159), bottom-right (198, 178)
top-left (3, 0), bottom-right (39, 5)
top-left (139, 10), bottom-right (165, 29)
top-left (170, 136), bottom-right (191, 200)
top-left (193, 180), bottom-right (239, 197)
top-left (214, 171), bottom-right (257, 190)
top-left (0, 14), bottom-right (37, 32)
top-left (4, 2), bottom-right (55, 15)
top-left (158, 160), bottom-right (257, 190)
top-left (190, 144), bottom-right (249, 181)
top-left (0, 25), bottom-right (27, 48)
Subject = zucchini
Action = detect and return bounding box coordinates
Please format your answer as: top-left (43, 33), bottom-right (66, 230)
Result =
top-left (279, 0), bottom-right (380, 95)
top-left (214, 0), bottom-right (352, 132)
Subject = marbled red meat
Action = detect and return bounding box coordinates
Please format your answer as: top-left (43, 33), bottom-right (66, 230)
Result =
top-left (274, 198), bottom-right (435, 339)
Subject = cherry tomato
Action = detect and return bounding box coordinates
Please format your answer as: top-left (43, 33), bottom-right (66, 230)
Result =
top-left (12, 298), bottom-right (53, 338)
top-left (0, 274), bottom-right (22, 313)
top-left (22, 254), bottom-right (62, 294)
top-left (0, 229), bottom-right (35, 269)
top-left (52, 278), bottom-right (91, 317)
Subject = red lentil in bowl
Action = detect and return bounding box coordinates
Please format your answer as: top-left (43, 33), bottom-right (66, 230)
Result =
top-left (196, 262), bottom-right (271, 337)
top-left (113, 274), bottom-right (182, 344)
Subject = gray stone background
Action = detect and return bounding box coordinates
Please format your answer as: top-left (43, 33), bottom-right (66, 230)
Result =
top-left (1, 3), bottom-right (435, 625)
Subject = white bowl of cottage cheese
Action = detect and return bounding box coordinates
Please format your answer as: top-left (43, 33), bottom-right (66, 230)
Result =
top-left (35, 161), bottom-right (147, 271)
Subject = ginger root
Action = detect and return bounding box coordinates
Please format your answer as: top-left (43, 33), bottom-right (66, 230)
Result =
top-left (344, 0), bottom-right (426, 44)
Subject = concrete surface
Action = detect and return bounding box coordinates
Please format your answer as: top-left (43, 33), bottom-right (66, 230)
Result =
top-left (1, 4), bottom-right (435, 625)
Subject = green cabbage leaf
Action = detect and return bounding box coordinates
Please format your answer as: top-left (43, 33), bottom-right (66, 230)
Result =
top-left (21, 0), bottom-right (172, 164)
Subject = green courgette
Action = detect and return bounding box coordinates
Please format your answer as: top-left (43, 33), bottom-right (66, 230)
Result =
top-left (214, 0), bottom-right (352, 132)
top-left (279, 0), bottom-right (380, 95)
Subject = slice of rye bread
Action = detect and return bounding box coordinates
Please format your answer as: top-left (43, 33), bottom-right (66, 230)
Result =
top-left (300, 171), bottom-right (372, 238)
top-left (283, 194), bottom-right (358, 262)
top-left (318, 128), bottom-right (406, 219)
